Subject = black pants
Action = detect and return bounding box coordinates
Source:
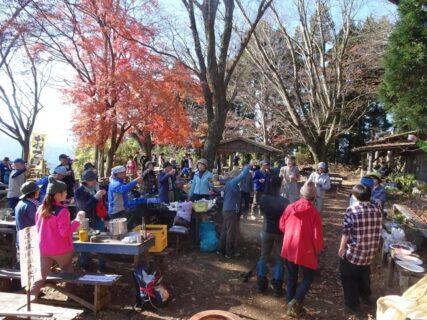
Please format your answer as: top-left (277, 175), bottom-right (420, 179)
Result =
top-left (340, 256), bottom-right (371, 309)
top-left (240, 191), bottom-right (250, 215)
top-left (219, 210), bottom-right (238, 256)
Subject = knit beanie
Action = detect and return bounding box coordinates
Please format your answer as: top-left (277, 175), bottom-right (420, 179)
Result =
top-left (300, 181), bottom-right (316, 200)
top-left (47, 176), bottom-right (67, 195)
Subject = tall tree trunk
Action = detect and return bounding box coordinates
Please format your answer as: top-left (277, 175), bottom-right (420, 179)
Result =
top-left (306, 140), bottom-right (328, 164)
top-left (202, 106), bottom-right (228, 170)
top-left (94, 145), bottom-right (99, 169)
top-left (21, 135), bottom-right (30, 164)
top-left (132, 132), bottom-right (154, 159)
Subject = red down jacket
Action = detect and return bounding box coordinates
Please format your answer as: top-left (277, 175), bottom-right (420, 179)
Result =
top-left (279, 198), bottom-right (324, 270)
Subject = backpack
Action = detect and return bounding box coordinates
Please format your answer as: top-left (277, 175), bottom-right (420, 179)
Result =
top-left (133, 264), bottom-right (171, 310)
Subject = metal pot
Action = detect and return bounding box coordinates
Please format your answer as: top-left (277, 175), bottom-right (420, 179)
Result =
top-left (109, 218), bottom-right (128, 236)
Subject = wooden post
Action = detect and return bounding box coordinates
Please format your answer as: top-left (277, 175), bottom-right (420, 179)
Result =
top-left (368, 152), bottom-right (373, 172)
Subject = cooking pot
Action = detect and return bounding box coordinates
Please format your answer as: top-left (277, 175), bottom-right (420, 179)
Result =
top-left (109, 218), bottom-right (128, 236)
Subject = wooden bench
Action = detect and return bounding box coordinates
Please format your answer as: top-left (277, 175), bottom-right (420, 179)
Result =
top-left (329, 173), bottom-right (343, 192)
top-left (0, 269), bottom-right (121, 315)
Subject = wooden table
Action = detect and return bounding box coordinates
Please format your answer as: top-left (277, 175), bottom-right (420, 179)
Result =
top-left (73, 236), bottom-right (155, 265)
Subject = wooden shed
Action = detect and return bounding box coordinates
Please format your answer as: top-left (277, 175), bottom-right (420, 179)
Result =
top-left (352, 132), bottom-right (427, 182)
top-left (217, 137), bottom-right (281, 154)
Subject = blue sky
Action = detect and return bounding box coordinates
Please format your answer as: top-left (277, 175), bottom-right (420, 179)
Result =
top-left (0, 0), bottom-right (397, 168)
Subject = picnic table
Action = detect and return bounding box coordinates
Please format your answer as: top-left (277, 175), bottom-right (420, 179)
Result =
top-left (73, 236), bottom-right (155, 265)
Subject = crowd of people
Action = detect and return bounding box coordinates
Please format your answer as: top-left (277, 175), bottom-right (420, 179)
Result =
top-left (0, 151), bottom-right (389, 317)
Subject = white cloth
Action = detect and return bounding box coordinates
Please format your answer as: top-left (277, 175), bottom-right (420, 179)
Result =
top-left (110, 166), bottom-right (126, 181)
top-left (176, 201), bottom-right (193, 222)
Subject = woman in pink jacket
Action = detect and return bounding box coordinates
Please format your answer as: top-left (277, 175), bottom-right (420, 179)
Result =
top-left (30, 176), bottom-right (80, 296)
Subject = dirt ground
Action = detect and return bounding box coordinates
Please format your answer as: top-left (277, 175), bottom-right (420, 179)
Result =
top-left (0, 180), bottom-right (413, 320)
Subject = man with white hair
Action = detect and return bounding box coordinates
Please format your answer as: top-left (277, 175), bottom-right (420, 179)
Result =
top-left (308, 162), bottom-right (331, 213)
top-left (280, 181), bottom-right (323, 318)
top-left (108, 166), bottom-right (143, 218)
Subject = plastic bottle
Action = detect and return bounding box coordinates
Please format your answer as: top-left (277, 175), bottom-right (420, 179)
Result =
top-left (141, 217), bottom-right (146, 240)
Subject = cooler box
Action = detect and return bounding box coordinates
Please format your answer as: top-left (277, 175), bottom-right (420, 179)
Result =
top-left (146, 224), bottom-right (167, 253)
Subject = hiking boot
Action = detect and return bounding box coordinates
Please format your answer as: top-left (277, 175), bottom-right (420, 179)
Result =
top-left (270, 279), bottom-right (283, 297)
top-left (286, 299), bottom-right (301, 318)
top-left (257, 276), bottom-right (268, 293)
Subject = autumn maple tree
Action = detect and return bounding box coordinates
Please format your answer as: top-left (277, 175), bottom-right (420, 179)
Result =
top-left (35, 0), bottom-right (199, 175)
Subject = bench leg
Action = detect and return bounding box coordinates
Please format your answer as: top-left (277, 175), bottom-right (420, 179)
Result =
top-left (44, 283), bottom-right (95, 314)
top-left (94, 285), bottom-right (111, 315)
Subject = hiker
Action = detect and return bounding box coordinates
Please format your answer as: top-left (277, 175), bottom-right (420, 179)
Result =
top-left (30, 177), bottom-right (81, 296)
top-left (279, 156), bottom-right (300, 203)
top-left (158, 161), bottom-right (176, 204)
top-left (108, 166), bottom-right (143, 218)
top-left (256, 176), bottom-right (290, 296)
top-left (7, 158), bottom-right (27, 210)
top-left (250, 160), bottom-right (271, 219)
top-left (37, 165), bottom-right (69, 202)
top-left (338, 184), bottom-right (382, 314)
top-left (189, 158), bottom-right (213, 201)
top-left (218, 162), bottom-right (252, 259)
top-left (126, 155), bottom-right (138, 178)
top-left (367, 172), bottom-right (386, 210)
top-left (308, 162), bottom-right (331, 213)
top-left (56, 154), bottom-right (75, 199)
top-left (75, 170), bottom-right (107, 271)
top-left (15, 181), bottom-right (40, 267)
top-left (280, 181), bottom-right (324, 318)
top-left (142, 161), bottom-right (157, 195)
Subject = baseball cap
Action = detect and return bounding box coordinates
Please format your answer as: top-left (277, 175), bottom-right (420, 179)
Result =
top-left (14, 158), bottom-right (25, 164)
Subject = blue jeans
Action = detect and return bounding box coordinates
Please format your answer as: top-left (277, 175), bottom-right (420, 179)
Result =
top-left (285, 260), bottom-right (315, 303)
top-left (80, 220), bottom-right (106, 271)
top-left (256, 232), bottom-right (284, 281)
top-left (7, 197), bottom-right (19, 211)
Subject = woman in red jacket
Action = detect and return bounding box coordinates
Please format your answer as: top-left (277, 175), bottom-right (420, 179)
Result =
top-left (279, 181), bottom-right (323, 318)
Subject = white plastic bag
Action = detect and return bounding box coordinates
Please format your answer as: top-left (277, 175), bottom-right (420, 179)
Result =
top-left (377, 276), bottom-right (427, 320)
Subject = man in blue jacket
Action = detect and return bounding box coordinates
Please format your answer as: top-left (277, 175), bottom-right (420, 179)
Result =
top-left (36, 165), bottom-right (68, 202)
top-left (158, 161), bottom-right (176, 203)
top-left (108, 166), bottom-right (143, 218)
top-left (250, 161), bottom-right (271, 220)
top-left (75, 170), bottom-right (107, 271)
top-left (218, 161), bottom-right (252, 259)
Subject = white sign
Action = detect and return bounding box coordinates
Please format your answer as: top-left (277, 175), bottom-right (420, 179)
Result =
top-left (19, 226), bottom-right (42, 288)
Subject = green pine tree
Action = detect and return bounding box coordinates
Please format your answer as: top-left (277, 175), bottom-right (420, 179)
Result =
top-left (379, 0), bottom-right (427, 133)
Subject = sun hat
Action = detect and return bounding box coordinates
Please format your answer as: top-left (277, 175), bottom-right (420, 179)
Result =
top-left (19, 181), bottom-right (39, 199)
top-left (47, 176), bottom-right (67, 195)
top-left (197, 158), bottom-right (208, 167)
top-left (260, 160), bottom-right (270, 166)
top-left (54, 166), bottom-right (68, 176)
top-left (59, 154), bottom-right (68, 160)
top-left (366, 171), bottom-right (382, 181)
top-left (318, 162), bottom-right (327, 169)
top-left (81, 170), bottom-right (97, 182)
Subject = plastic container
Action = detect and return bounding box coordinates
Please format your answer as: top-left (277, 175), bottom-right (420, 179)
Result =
top-left (79, 229), bottom-right (89, 242)
top-left (146, 224), bottom-right (167, 253)
top-left (193, 201), bottom-right (208, 213)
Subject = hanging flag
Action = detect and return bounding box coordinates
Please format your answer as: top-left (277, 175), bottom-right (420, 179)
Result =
top-left (29, 133), bottom-right (47, 169)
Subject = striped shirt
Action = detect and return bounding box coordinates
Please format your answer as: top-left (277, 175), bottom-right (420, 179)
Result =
top-left (343, 201), bottom-right (382, 265)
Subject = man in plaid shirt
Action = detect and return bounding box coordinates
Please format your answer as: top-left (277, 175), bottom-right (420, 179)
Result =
top-left (338, 184), bottom-right (382, 313)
